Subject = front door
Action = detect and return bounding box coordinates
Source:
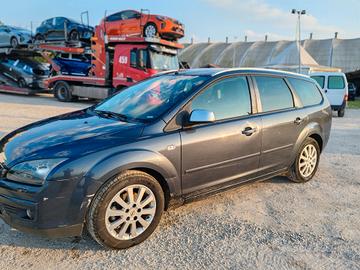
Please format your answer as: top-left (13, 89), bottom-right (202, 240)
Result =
top-left (119, 11), bottom-right (142, 37)
top-left (180, 76), bottom-right (262, 196)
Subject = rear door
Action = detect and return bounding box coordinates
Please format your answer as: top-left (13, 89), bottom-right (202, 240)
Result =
top-left (180, 75), bottom-right (262, 195)
top-left (326, 75), bottom-right (347, 106)
top-left (253, 75), bottom-right (305, 173)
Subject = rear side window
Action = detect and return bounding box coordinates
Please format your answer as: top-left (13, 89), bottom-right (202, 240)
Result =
top-left (288, 78), bottom-right (323, 107)
top-left (191, 76), bottom-right (251, 120)
top-left (255, 76), bottom-right (294, 112)
top-left (311, 76), bottom-right (325, 89)
top-left (328, 76), bottom-right (345, 89)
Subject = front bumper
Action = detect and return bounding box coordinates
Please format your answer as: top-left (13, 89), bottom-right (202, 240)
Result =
top-left (0, 175), bottom-right (87, 238)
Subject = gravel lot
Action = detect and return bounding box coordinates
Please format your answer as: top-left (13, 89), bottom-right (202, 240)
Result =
top-left (0, 93), bottom-right (359, 270)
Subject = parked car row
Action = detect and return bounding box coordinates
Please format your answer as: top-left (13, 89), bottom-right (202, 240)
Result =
top-left (0, 9), bottom-right (184, 49)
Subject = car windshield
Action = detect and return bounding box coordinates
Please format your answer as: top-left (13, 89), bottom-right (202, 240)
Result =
top-left (150, 51), bottom-right (179, 70)
top-left (94, 75), bottom-right (208, 122)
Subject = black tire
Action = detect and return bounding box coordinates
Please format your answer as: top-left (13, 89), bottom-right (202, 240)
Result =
top-left (10, 37), bottom-right (18, 49)
top-left (143, 23), bottom-right (158, 38)
top-left (288, 137), bottom-right (321, 183)
top-left (86, 170), bottom-right (165, 249)
top-left (69, 30), bottom-right (80, 41)
top-left (338, 108), bottom-right (345, 117)
top-left (53, 81), bottom-right (74, 102)
top-left (17, 78), bottom-right (27, 88)
top-left (35, 34), bottom-right (45, 43)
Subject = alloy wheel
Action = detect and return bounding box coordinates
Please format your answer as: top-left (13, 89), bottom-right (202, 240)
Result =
top-left (105, 184), bottom-right (157, 240)
top-left (298, 144), bottom-right (318, 178)
top-left (144, 25), bottom-right (157, 38)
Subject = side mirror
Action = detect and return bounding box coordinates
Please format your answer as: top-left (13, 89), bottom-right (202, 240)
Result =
top-left (188, 109), bottom-right (215, 124)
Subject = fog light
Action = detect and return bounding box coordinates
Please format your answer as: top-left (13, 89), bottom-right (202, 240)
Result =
top-left (26, 209), bottom-right (34, 220)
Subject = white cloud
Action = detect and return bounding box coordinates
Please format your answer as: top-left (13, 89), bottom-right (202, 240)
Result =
top-left (201, 0), bottom-right (346, 39)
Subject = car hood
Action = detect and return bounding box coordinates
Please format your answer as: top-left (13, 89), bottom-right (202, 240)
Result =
top-left (0, 109), bottom-right (144, 166)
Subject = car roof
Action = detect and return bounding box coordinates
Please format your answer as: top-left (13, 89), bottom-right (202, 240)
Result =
top-left (310, 72), bottom-right (346, 76)
top-left (175, 68), bottom-right (312, 80)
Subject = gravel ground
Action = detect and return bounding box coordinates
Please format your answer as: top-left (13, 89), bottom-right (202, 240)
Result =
top-left (0, 93), bottom-right (359, 270)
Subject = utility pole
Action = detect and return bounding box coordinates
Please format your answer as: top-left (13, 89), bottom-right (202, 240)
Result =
top-left (292, 9), bottom-right (306, 74)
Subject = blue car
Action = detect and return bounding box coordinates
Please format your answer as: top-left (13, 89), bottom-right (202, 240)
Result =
top-left (35, 17), bottom-right (94, 42)
top-left (52, 53), bottom-right (91, 76)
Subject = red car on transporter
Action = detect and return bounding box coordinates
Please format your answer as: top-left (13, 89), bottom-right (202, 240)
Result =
top-left (100, 10), bottom-right (185, 41)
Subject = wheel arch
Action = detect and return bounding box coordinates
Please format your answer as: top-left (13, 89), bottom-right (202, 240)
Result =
top-left (290, 122), bottom-right (324, 165)
top-left (84, 150), bottom-right (181, 209)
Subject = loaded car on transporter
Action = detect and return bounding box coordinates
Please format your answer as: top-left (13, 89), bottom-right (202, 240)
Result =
top-left (45, 26), bottom-right (182, 102)
top-left (0, 68), bottom-right (332, 249)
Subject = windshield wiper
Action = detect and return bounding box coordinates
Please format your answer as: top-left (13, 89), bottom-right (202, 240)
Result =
top-left (94, 110), bottom-right (129, 122)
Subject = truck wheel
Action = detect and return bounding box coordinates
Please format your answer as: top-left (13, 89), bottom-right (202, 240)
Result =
top-left (338, 108), bottom-right (345, 117)
top-left (86, 170), bottom-right (165, 249)
top-left (54, 81), bottom-right (74, 102)
top-left (143, 23), bottom-right (158, 38)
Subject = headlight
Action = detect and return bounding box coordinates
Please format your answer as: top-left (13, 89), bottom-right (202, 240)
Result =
top-left (7, 159), bottom-right (66, 185)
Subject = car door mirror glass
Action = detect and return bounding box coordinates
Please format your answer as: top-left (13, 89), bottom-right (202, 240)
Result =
top-left (188, 109), bottom-right (215, 124)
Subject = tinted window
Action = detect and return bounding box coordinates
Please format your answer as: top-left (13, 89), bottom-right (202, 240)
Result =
top-left (121, 11), bottom-right (139, 20)
top-left (55, 17), bottom-right (65, 26)
top-left (311, 76), bottom-right (325, 89)
top-left (288, 78), bottom-right (323, 107)
top-left (255, 76), bottom-right (294, 112)
top-left (106, 12), bottom-right (123, 22)
top-left (191, 76), bottom-right (251, 120)
top-left (328, 76), bottom-right (345, 89)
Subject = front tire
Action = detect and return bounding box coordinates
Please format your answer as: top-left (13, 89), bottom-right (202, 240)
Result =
top-left (143, 23), bottom-right (158, 38)
top-left (10, 37), bottom-right (18, 49)
top-left (86, 171), bottom-right (165, 249)
top-left (69, 30), bottom-right (80, 41)
top-left (17, 77), bottom-right (27, 88)
top-left (288, 137), bottom-right (320, 183)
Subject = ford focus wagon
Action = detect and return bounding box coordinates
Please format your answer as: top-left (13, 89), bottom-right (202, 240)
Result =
top-left (0, 68), bottom-right (332, 249)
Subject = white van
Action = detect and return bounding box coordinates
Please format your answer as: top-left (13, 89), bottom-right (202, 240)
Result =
top-left (310, 72), bottom-right (348, 117)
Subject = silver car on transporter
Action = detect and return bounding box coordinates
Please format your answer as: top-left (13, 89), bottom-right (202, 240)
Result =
top-left (0, 68), bottom-right (332, 249)
top-left (0, 25), bottom-right (32, 48)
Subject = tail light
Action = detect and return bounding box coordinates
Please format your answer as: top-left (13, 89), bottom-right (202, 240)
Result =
top-left (345, 94), bottom-right (348, 101)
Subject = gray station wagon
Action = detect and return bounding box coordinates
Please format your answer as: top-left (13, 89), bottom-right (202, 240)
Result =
top-left (0, 68), bottom-right (332, 249)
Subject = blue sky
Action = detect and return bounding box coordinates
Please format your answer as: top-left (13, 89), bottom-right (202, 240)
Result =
top-left (1, 0), bottom-right (359, 42)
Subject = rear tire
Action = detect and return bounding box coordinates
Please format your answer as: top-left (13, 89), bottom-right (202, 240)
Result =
top-left (54, 81), bottom-right (74, 102)
top-left (338, 108), bottom-right (345, 117)
top-left (86, 171), bottom-right (165, 249)
top-left (288, 137), bottom-right (320, 183)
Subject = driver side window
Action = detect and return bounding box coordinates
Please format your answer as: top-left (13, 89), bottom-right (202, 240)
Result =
top-left (191, 76), bottom-right (252, 121)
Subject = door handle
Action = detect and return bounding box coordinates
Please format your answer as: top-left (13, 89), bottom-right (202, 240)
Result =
top-left (242, 127), bottom-right (257, 136)
top-left (294, 117), bottom-right (303, 125)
